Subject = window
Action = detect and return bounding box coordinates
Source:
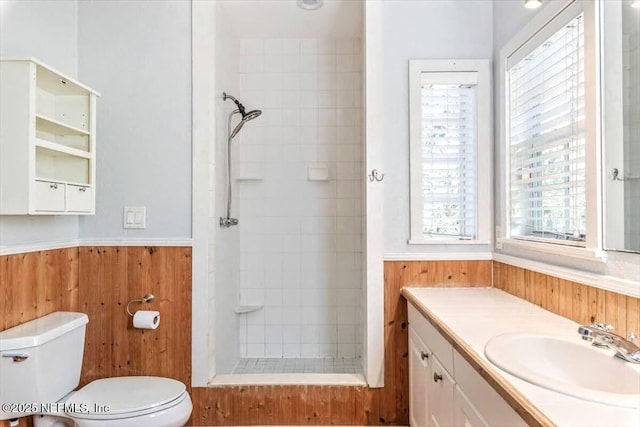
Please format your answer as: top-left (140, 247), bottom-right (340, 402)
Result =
top-left (409, 60), bottom-right (491, 244)
top-left (501, 0), bottom-right (603, 258)
top-left (508, 13), bottom-right (586, 245)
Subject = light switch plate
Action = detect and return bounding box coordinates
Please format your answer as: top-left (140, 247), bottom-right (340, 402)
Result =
top-left (123, 206), bottom-right (146, 229)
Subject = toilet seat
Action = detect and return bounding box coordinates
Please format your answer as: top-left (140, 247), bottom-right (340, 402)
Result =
top-left (65, 376), bottom-right (187, 420)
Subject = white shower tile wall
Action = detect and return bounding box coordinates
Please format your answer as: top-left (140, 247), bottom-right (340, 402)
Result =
top-left (235, 38), bottom-right (363, 359)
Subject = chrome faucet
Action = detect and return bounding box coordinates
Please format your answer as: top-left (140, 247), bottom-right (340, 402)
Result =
top-left (578, 323), bottom-right (640, 364)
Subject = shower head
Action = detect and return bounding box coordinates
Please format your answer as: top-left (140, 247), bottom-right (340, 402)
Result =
top-left (223, 92), bottom-right (262, 139)
top-left (229, 109), bottom-right (262, 139)
top-left (243, 109), bottom-right (262, 121)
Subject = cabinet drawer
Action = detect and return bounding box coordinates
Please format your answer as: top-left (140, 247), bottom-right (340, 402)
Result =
top-left (66, 184), bottom-right (92, 212)
top-left (34, 180), bottom-right (65, 211)
top-left (409, 303), bottom-right (454, 375)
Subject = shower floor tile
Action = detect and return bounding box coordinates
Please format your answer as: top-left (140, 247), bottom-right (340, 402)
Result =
top-left (233, 357), bottom-right (363, 375)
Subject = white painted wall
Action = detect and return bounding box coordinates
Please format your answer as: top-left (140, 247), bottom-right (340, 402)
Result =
top-left (77, 0), bottom-right (192, 240)
top-left (0, 0), bottom-right (78, 75)
top-left (381, 0), bottom-right (494, 257)
top-left (0, 0), bottom-right (79, 249)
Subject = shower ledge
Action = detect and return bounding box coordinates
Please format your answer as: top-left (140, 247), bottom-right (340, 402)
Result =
top-left (235, 175), bottom-right (263, 181)
top-left (234, 304), bottom-right (264, 314)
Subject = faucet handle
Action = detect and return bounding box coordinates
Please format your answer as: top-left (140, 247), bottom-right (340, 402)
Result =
top-left (591, 323), bottom-right (614, 331)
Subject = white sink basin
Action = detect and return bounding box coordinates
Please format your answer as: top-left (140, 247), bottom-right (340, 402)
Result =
top-left (485, 333), bottom-right (640, 408)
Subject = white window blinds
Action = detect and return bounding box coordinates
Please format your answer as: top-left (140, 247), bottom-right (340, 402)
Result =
top-left (420, 72), bottom-right (478, 240)
top-left (508, 13), bottom-right (586, 243)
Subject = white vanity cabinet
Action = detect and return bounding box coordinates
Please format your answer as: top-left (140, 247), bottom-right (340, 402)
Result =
top-left (408, 303), bottom-right (526, 427)
top-left (0, 58), bottom-right (99, 215)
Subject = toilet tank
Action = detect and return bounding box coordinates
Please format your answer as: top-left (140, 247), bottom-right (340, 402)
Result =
top-left (0, 312), bottom-right (88, 420)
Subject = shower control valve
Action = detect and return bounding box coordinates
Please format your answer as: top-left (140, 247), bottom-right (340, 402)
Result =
top-left (220, 217), bottom-right (239, 227)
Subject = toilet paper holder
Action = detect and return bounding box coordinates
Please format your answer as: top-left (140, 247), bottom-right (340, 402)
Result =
top-left (126, 293), bottom-right (155, 316)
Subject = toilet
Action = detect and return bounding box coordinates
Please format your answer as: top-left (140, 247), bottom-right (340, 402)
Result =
top-left (0, 312), bottom-right (192, 427)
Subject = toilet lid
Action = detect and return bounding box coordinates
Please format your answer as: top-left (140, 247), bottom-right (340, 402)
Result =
top-left (65, 376), bottom-right (186, 417)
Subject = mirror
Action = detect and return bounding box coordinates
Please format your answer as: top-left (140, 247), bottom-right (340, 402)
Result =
top-left (602, 1), bottom-right (640, 253)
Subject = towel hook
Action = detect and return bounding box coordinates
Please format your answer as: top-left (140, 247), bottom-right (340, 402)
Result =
top-left (126, 293), bottom-right (154, 316)
top-left (368, 169), bottom-right (384, 182)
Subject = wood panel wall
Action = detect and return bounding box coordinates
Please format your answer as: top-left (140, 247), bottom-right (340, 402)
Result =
top-left (493, 262), bottom-right (640, 342)
top-left (191, 260), bottom-right (492, 426)
top-left (78, 246), bottom-right (192, 388)
top-left (1, 248), bottom-right (79, 330)
top-left (1, 248), bottom-right (79, 427)
top-left (4, 252), bottom-right (638, 426)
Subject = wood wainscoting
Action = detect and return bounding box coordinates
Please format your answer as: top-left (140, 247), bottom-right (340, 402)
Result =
top-left (78, 246), bottom-right (192, 387)
top-left (7, 254), bottom-right (637, 426)
top-left (191, 260), bottom-right (492, 426)
top-left (1, 248), bottom-right (79, 331)
top-left (493, 261), bottom-right (640, 341)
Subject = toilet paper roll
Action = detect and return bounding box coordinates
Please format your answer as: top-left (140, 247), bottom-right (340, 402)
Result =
top-left (133, 310), bottom-right (160, 329)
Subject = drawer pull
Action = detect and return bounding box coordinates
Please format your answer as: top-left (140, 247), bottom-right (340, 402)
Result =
top-left (420, 351), bottom-right (429, 360)
top-left (433, 372), bottom-right (443, 383)
top-left (79, 187), bottom-right (87, 192)
top-left (50, 183), bottom-right (58, 190)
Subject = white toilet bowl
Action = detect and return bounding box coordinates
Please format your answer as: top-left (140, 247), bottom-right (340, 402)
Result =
top-left (34, 376), bottom-right (192, 427)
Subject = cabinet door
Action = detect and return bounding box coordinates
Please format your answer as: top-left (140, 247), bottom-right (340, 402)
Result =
top-left (34, 180), bottom-right (65, 212)
top-left (429, 356), bottom-right (455, 427)
top-left (454, 385), bottom-right (488, 427)
top-left (409, 327), bottom-right (431, 427)
top-left (66, 184), bottom-right (92, 212)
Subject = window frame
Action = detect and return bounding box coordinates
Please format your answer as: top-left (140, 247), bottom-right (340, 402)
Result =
top-left (499, 0), bottom-right (604, 260)
top-left (408, 59), bottom-right (492, 245)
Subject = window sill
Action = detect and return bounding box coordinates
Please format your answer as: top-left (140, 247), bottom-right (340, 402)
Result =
top-left (497, 238), bottom-right (606, 263)
top-left (408, 239), bottom-right (491, 246)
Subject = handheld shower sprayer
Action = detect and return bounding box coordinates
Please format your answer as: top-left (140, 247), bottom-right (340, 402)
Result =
top-left (222, 92), bottom-right (263, 140)
top-left (220, 92), bottom-right (263, 228)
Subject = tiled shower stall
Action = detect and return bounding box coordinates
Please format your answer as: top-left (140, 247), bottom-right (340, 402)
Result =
top-left (213, 3), bottom-right (364, 375)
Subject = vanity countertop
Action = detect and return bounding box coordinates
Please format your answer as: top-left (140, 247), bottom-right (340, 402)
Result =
top-left (401, 287), bottom-right (640, 427)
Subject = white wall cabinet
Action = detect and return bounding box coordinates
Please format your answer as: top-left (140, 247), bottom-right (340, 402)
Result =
top-left (0, 58), bottom-right (99, 215)
top-left (408, 304), bottom-right (526, 427)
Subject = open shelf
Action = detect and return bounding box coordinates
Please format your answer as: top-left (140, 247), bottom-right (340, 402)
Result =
top-left (36, 146), bottom-right (90, 185)
top-left (36, 114), bottom-right (90, 136)
top-left (35, 139), bottom-right (91, 159)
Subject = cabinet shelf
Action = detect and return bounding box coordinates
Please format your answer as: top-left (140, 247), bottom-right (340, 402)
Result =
top-left (35, 139), bottom-right (92, 159)
top-left (36, 114), bottom-right (90, 136)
